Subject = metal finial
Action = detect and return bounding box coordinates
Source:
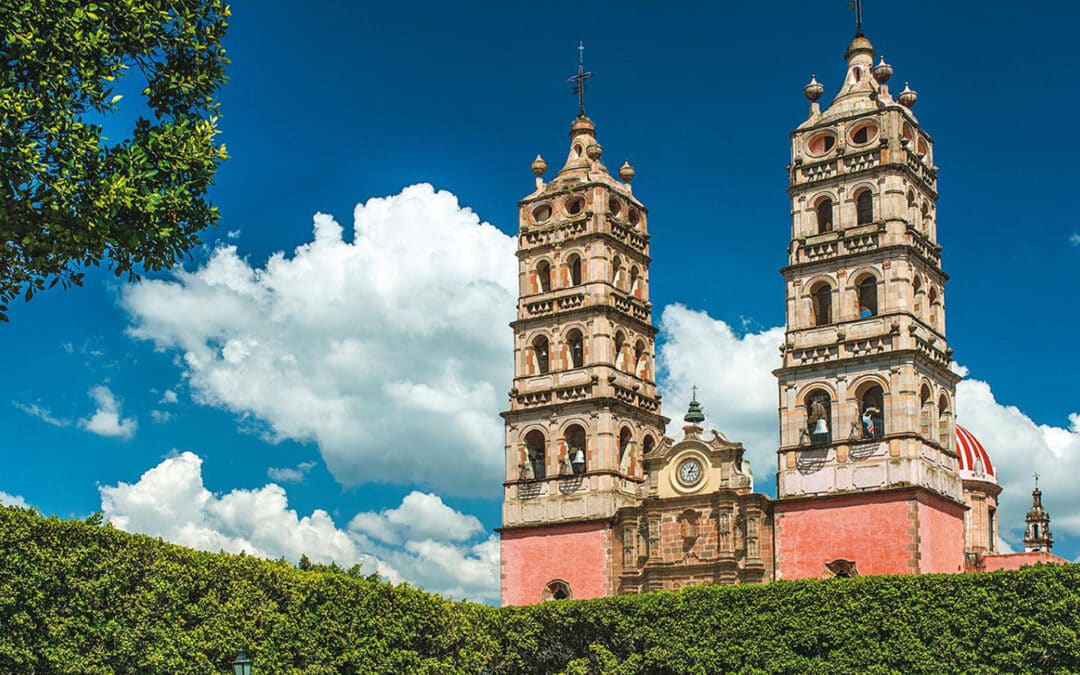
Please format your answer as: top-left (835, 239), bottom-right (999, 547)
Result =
top-left (849, 0), bottom-right (864, 36)
top-left (691, 384), bottom-right (698, 401)
top-left (568, 41), bottom-right (594, 117)
top-left (1033, 472), bottom-right (1040, 489)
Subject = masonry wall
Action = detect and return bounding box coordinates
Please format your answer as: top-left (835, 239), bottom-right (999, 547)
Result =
top-left (979, 551), bottom-right (1071, 572)
top-left (500, 521), bottom-right (609, 606)
top-left (915, 491), bottom-right (966, 573)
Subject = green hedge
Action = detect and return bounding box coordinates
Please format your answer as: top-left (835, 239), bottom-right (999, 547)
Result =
top-left (1, 505), bottom-right (1078, 674)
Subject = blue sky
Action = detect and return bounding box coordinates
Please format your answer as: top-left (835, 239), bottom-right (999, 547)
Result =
top-left (2, 1), bottom-right (1078, 597)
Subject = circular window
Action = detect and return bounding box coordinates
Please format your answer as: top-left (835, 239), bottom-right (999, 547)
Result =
top-left (627, 208), bottom-right (641, 228)
top-left (806, 132), bottom-right (836, 157)
top-left (532, 203), bottom-right (551, 223)
top-left (849, 122), bottom-right (878, 145)
top-left (566, 196), bottom-right (585, 215)
top-left (608, 196), bottom-right (621, 216)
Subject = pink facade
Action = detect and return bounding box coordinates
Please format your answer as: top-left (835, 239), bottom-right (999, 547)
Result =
top-left (977, 552), bottom-right (1070, 572)
top-left (500, 521), bottom-right (609, 606)
top-left (775, 489), bottom-right (964, 580)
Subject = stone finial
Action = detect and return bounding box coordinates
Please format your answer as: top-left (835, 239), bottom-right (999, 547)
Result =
top-left (804, 74), bottom-right (824, 102)
top-left (586, 142), bottom-right (602, 160)
top-left (619, 160), bottom-right (635, 183)
top-left (873, 55), bottom-right (893, 83)
top-left (898, 82), bottom-right (918, 108)
top-left (531, 154), bottom-right (547, 177)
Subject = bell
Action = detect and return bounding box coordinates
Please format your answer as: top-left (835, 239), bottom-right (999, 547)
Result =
top-left (571, 449), bottom-right (586, 475)
top-left (813, 418), bottom-right (829, 435)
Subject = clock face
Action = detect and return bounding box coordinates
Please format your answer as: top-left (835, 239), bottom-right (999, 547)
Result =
top-left (678, 458), bottom-right (703, 486)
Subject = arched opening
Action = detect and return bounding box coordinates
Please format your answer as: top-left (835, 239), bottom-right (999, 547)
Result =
top-left (937, 394), bottom-right (951, 449)
top-left (566, 196), bottom-right (584, 215)
top-left (567, 254), bottom-right (582, 286)
top-left (565, 424), bottom-right (587, 475)
top-left (919, 384), bottom-right (933, 437)
top-left (928, 286), bottom-right (939, 327)
top-left (856, 274), bottom-right (878, 318)
top-left (858, 384), bottom-right (885, 440)
top-left (629, 266), bottom-right (641, 299)
top-left (532, 203), bottom-right (552, 223)
top-left (566, 329), bottom-right (584, 369)
top-left (920, 202), bottom-right (930, 234)
top-left (628, 208), bottom-right (641, 229)
top-left (642, 435), bottom-right (656, 456)
top-left (614, 332), bottom-right (626, 370)
top-left (532, 336), bottom-right (550, 375)
top-left (810, 282), bottom-right (832, 326)
top-left (816, 198), bottom-right (834, 234)
top-left (856, 189), bottom-right (874, 225)
top-left (543, 579), bottom-right (572, 601)
top-left (806, 389), bottom-right (832, 446)
top-left (536, 261), bottom-right (551, 293)
top-left (611, 256), bottom-right (623, 289)
top-left (525, 430), bottom-right (546, 479)
top-left (618, 427), bottom-right (633, 473)
top-left (633, 340), bottom-right (648, 379)
top-left (608, 196), bottom-right (621, 215)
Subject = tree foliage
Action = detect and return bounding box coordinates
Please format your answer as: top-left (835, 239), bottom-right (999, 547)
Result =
top-left (0, 0), bottom-right (229, 322)
top-left (1, 505), bottom-right (1079, 673)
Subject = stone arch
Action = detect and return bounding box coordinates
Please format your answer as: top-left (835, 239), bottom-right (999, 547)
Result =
top-left (613, 330), bottom-right (628, 371)
top-left (850, 269), bottom-right (880, 318)
top-left (618, 426), bottom-right (634, 473)
top-left (524, 429), bottom-right (547, 479)
top-left (937, 392), bottom-right (952, 449)
top-left (919, 381), bottom-right (935, 438)
top-left (542, 579), bottom-right (572, 601)
top-left (563, 250), bottom-right (584, 287)
top-left (803, 386), bottom-right (835, 446)
top-left (806, 276), bottom-right (835, 327)
top-left (528, 333), bottom-right (552, 375)
top-left (851, 377), bottom-right (887, 440)
top-left (633, 339), bottom-right (650, 380)
top-left (564, 327), bottom-right (586, 369)
top-left (533, 258), bottom-right (553, 294)
top-left (854, 187), bottom-right (875, 225)
top-left (811, 192), bottom-right (836, 234)
top-left (629, 266), bottom-right (642, 299)
top-left (563, 423), bottom-right (588, 475)
top-left (611, 255), bottom-right (624, 289)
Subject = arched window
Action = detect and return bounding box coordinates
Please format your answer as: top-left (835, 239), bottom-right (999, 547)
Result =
top-left (859, 384), bottom-right (885, 440)
top-left (525, 430), bottom-right (546, 479)
top-left (937, 395), bottom-right (951, 449)
top-left (919, 384), bottom-right (933, 437)
top-left (920, 202), bottom-right (930, 234)
top-left (633, 340), bottom-right (648, 379)
top-left (642, 435), bottom-right (656, 456)
top-left (611, 256), bottom-right (623, 288)
top-left (806, 389), bottom-right (832, 446)
top-left (532, 336), bottom-right (549, 375)
top-left (567, 254), bottom-right (582, 286)
top-left (565, 425), bottom-right (587, 475)
top-left (614, 332), bottom-right (627, 370)
top-left (536, 261), bottom-right (551, 293)
top-left (816, 198), bottom-right (834, 234)
top-left (629, 266), bottom-right (641, 299)
top-left (810, 282), bottom-right (832, 326)
top-left (928, 287), bottom-right (939, 327)
top-left (618, 427), bottom-right (633, 473)
top-left (543, 580), bottom-right (572, 601)
top-left (856, 189), bottom-right (874, 225)
top-left (856, 275), bottom-right (878, 318)
top-left (566, 329), bottom-right (584, 369)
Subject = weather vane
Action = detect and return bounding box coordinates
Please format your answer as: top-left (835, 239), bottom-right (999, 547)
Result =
top-left (849, 0), bottom-right (864, 36)
top-left (568, 41), bottom-right (593, 117)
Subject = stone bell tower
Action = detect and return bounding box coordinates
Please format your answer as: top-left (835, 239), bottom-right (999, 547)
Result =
top-left (498, 52), bottom-right (668, 606)
top-left (772, 23), bottom-right (966, 579)
top-left (1023, 476), bottom-right (1054, 553)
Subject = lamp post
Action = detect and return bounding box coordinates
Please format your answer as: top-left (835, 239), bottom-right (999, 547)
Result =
top-left (231, 651), bottom-right (252, 675)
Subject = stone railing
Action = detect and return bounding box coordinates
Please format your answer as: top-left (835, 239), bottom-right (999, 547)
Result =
top-left (613, 384), bottom-right (660, 412)
top-left (800, 159), bottom-right (838, 182)
top-left (844, 150), bottom-right (879, 173)
top-left (521, 215), bottom-right (589, 248)
top-left (610, 222), bottom-right (648, 253)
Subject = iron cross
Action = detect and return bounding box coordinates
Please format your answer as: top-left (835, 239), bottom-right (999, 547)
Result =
top-left (849, 0), bottom-right (864, 36)
top-left (568, 41), bottom-right (593, 116)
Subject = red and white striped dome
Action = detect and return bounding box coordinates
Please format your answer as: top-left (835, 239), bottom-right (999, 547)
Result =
top-left (956, 424), bottom-right (996, 483)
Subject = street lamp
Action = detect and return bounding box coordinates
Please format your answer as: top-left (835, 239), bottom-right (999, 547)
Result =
top-left (231, 651), bottom-right (252, 675)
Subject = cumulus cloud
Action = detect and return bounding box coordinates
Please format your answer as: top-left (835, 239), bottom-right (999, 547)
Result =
top-left (657, 304), bottom-right (784, 483)
top-left (12, 401), bottom-right (69, 427)
top-left (349, 490), bottom-right (483, 546)
top-left (160, 389), bottom-right (179, 404)
top-left (99, 452), bottom-right (498, 602)
top-left (956, 376), bottom-right (1080, 548)
top-left (0, 491), bottom-right (29, 508)
top-left (122, 184), bottom-right (516, 496)
top-left (267, 461), bottom-right (317, 483)
top-left (79, 386), bottom-right (137, 439)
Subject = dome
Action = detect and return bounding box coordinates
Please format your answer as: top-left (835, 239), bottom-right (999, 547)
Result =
top-left (956, 424), bottom-right (996, 483)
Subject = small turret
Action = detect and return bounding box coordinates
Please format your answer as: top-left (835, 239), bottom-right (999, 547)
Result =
top-left (1023, 475), bottom-right (1054, 553)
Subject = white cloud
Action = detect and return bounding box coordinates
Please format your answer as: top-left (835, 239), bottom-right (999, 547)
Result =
top-left (1069, 232), bottom-right (1080, 246)
top-left (160, 389), bottom-right (179, 404)
top-left (955, 376), bottom-right (1080, 548)
top-left (349, 490), bottom-right (483, 546)
top-left (996, 537), bottom-right (1015, 554)
top-left (0, 491), bottom-right (29, 508)
top-left (150, 410), bottom-right (173, 424)
top-left (122, 184), bottom-right (516, 496)
top-left (267, 460), bottom-right (317, 483)
top-left (78, 385), bottom-right (137, 439)
top-left (227, 229), bottom-right (241, 240)
top-left (12, 401), bottom-right (69, 427)
top-left (657, 304), bottom-right (784, 480)
top-left (100, 452), bottom-right (498, 602)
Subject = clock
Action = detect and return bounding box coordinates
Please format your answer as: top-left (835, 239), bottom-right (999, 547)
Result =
top-left (677, 458), bottom-right (703, 487)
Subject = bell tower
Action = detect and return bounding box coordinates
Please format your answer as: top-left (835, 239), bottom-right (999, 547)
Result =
top-left (772, 23), bottom-right (966, 578)
top-left (498, 52), bottom-right (667, 606)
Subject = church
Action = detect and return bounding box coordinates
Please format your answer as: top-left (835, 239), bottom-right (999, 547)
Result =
top-left (497, 21), bottom-right (1067, 606)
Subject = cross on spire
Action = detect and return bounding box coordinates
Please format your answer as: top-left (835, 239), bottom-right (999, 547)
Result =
top-left (568, 41), bottom-right (593, 117)
top-left (1034, 472), bottom-right (1040, 489)
top-left (691, 384), bottom-right (699, 401)
top-left (849, 0), bottom-right (864, 36)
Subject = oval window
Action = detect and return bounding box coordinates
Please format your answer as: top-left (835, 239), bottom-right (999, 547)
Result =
top-left (566, 196), bottom-right (585, 215)
top-left (628, 208), bottom-right (641, 228)
top-left (849, 123), bottom-right (878, 145)
top-left (806, 132), bottom-right (836, 157)
top-left (532, 203), bottom-right (552, 223)
top-left (608, 196), bottom-right (621, 215)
